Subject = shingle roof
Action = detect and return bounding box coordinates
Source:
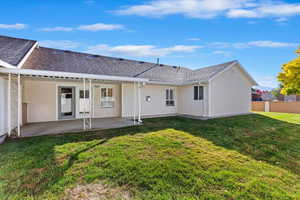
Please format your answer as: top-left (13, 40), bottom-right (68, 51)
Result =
top-left (0, 35), bottom-right (236, 84)
top-left (0, 35), bottom-right (36, 66)
top-left (22, 46), bottom-right (236, 84)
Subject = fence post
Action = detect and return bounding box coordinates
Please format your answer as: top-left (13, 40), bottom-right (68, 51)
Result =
top-left (264, 101), bottom-right (270, 112)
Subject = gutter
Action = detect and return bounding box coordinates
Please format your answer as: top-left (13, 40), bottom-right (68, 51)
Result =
top-left (0, 68), bottom-right (149, 83)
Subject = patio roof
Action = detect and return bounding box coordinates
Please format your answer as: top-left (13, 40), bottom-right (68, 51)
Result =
top-left (0, 67), bottom-right (148, 83)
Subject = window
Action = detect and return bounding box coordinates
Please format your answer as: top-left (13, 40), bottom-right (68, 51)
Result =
top-left (194, 86), bottom-right (204, 100)
top-left (166, 89), bottom-right (175, 106)
top-left (80, 90), bottom-right (89, 99)
top-left (101, 87), bottom-right (114, 108)
top-left (79, 90), bottom-right (90, 114)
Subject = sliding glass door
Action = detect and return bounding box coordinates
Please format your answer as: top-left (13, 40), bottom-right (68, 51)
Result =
top-left (58, 87), bottom-right (76, 119)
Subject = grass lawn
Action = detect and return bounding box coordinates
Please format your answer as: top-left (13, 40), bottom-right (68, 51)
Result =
top-left (0, 112), bottom-right (300, 200)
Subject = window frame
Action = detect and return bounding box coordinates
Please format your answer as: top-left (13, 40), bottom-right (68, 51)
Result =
top-left (100, 87), bottom-right (115, 108)
top-left (166, 88), bottom-right (175, 106)
top-left (194, 86), bottom-right (204, 101)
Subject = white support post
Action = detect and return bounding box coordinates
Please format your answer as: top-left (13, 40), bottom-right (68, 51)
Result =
top-left (138, 82), bottom-right (142, 123)
top-left (83, 78), bottom-right (86, 130)
top-left (133, 82), bottom-right (136, 125)
top-left (89, 79), bottom-right (92, 129)
top-left (7, 73), bottom-right (11, 136)
top-left (17, 73), bottom-right (21, 137)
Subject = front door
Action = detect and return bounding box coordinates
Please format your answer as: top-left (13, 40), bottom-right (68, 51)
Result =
top-left (58, 86), bottom-right (76, 119)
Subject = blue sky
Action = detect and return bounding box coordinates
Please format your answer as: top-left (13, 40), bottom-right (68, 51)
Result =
top-left (1, 0), bottom-right (300, 89)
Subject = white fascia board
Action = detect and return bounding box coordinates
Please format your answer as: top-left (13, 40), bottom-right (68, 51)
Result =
top-left (235, 62), bottom-right (258, 86)
top-left (17, 42), bottom-right (38, 68)
top-left (208, 61), bottom-right (237, 82)
top-left (208, 61), bottom-right (258, 86)
top-left (0, 59), bottom-right (16, 68)
top-left (148, 80), bottom-right (209, 86)
top-left (0, 68), bottom-right (149, 83)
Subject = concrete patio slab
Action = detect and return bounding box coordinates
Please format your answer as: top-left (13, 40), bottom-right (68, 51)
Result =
top-left (20, 118), bottom-right (135, 137)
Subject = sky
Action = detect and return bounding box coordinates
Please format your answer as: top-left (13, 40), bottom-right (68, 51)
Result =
top-left (1, 0), bottom-right (300, 89)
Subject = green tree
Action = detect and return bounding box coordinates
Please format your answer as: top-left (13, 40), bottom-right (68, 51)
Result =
top-left (278, 48), bottom-right (300, 95)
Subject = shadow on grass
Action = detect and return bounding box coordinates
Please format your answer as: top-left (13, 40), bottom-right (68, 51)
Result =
top-left (0, 113), bottom-right (299, 198)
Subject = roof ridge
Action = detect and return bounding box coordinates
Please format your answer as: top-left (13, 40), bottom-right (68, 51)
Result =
top-left (192, 60), bottom-right (237, 72)
top-left (0, 34), bottom-right (37, 43)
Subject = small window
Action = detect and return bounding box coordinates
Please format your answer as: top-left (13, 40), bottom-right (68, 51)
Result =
top-left (166, 89), bottom-right (175, 106)
top-left (101, 87), bottom-right (114, 108)
top-left (194, 86), bottom-right (204, 100)
top-left (80, 90), bottom-right (89, 99)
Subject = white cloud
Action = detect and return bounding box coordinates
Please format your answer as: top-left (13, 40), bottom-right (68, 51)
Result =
top-left (257, 76), bottom-right (279, 88)
top-left (187, 38), bottom-right (201, 41)
top-left (86, 44), bottom-right (201, 57)
top-left (115, 0), bottom-right (300, 20)
top-left (212, 50), bottom-right (232, 57)
top-left (248, 40), bottom-right (298, 48)
top-left (39, 40), bottom-right (81, 49)
top-left (0, 23), bottom-right (27, 30)
top-left (210, 41), bottom-right (299, 49)
top-left (40, 23), bottom-right (124, 32)
top-left (78, 23), bottom-right (123, 31)
top-left (116, 0), bottom-right (251, 18)
top-left (227, 2), bottom-right (300, 18)
top-left (40, 27), bottom-right (74, 32)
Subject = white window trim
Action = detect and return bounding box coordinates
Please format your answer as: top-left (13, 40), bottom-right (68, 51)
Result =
top-left (100, 86), bottom-right (115, 108)
top-left (166, 88), bottom-right (175, 107)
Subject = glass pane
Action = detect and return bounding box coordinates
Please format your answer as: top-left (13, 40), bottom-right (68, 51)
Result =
top-left (80, 90), bottom-right (89, 98)
top-left (60, 88), bottom-right (73, 117)
top-left (170, 89), bottom-right (174, 100)
top-left (199, 86), bottom-right (204, 100)
top-left (108, 88), bottom-right (113, 97)
top-left (194, 86), bottom-right (198, 100)
top-left (101, 88), bottom-right (107, 97)
top-left (166, 89), bottom-right (169, 100)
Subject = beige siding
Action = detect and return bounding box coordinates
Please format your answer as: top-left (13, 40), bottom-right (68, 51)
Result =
top-left (93, 84), bottom-right (121, 118)
top-left (23, 79), bottom-right (121, 123)
top-left (23, 80), bottom-right (57, 123)
top-left (0, 77), bottom-right (8, 135)
top-left (210, 65), bottom-right (252, 117)
top-left (122, 83), bottom-right (178, 117)
top-left (178, 85), bottom-right (208, 116)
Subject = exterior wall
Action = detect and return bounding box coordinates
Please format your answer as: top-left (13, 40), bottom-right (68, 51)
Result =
top-left (177, 85), bottom-right (208, 116)
top-left (23, 79), bottom-right (121, 123)
top-left (122, 83), bottom-right (178, 117)
top-left (0, 76), bottom-right (18, 135)
top-left (0, 77), bottom-right (8, 135)
top-left (210, 65), bottom-right (252, 117)
top-left (93, 84), bottom-right (121, 118)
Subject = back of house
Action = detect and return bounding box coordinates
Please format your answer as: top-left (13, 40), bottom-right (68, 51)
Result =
top-left (0, 35), bottom-right (257, 138)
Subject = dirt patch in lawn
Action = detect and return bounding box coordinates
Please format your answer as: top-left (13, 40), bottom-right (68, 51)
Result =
top-left (62, 182), bottom-right (131, 200)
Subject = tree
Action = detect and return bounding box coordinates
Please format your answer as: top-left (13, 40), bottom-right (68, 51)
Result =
top-left (278, 48), bottom-right (300, 95)
top-left (271, 85), bottom-right (283, 98)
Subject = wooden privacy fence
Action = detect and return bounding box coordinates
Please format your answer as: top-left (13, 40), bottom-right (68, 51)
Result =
top-left (252, 101), bottom-right (300, 114)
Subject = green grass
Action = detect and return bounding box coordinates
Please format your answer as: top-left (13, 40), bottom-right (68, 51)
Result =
top-left (0, 112), bottom-right (300, 199)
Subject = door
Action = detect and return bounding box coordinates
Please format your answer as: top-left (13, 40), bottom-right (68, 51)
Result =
top-left (58, 87), bottom-right (76, 119)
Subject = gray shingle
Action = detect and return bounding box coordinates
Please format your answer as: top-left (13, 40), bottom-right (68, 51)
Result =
top-left (22, 46), bottom-right (236, 84)
top-left (0, 35), bottom-right (36, 66)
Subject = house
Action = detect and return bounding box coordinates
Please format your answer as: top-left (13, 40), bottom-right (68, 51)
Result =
top-left (0, 35), bottom-right (257, 138)
top-left (278, 94), bottom-right (300, 102)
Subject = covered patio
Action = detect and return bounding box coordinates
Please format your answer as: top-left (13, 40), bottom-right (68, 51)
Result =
top-left (20, 117), bottom-right (135, 137)
top-left (0, 67), bottom-right (148, 138)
